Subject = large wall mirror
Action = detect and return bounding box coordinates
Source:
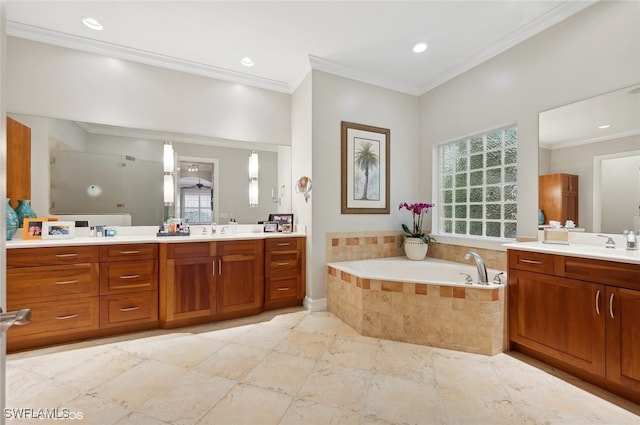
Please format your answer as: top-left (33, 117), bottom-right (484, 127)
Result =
top-left (539, 83), bottom-right (640, 233)
top-left (9, 113), bottom-right (286, 226)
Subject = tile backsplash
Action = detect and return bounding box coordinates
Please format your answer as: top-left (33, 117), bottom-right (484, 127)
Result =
top-left (326, 231), bottom-right (507, 271)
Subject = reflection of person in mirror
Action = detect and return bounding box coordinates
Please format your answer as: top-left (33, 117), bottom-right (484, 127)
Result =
top-left (28, 223), bottom-right (42, 236)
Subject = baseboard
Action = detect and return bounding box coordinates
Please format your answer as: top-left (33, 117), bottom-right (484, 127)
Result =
top-left (303, 296), bottom-right (327, 312)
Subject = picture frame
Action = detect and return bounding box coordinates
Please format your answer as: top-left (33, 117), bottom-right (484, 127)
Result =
top-left (341, 121), bottom-right (390, 214)
top-left (263, 221), bottom-right (278, 233)
top-left (281, 223), bottom-right (292, 233)
top-left (42, 221), bottom-right (75, 240)
top-left (22, 217), bottom-right (59, 240)
top-left (268, 213), bottom-right (294, 232)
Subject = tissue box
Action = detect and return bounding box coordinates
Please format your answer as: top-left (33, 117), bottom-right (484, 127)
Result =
top-left (543, 228), bottom-right (569, 244)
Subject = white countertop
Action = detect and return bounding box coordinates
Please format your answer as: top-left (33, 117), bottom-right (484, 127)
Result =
top-left (503, 241), bottom-right (640, 265)
top-left (6, 229), bottom-right (306, 249)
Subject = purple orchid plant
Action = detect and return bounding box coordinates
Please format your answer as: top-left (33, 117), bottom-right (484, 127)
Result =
top-left (399, 202), bottom-right (436, 244)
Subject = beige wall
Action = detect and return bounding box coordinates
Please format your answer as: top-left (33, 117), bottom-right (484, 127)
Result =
top-left (419, 0), bottom-right (640, 239)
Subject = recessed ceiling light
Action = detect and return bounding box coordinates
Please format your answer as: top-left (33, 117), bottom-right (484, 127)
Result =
top-left (241, 57), bottom-right (255, 67)
top-left (413, 42), bottom-right (428, 53)
top-left (82, 17), bottom-right (103, 31)
top-left (598, 124), bottom-right (611, 129)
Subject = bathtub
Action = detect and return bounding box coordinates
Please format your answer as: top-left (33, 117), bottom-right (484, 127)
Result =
top-left (327, 256), bottom-right (505, 287)
top-left (326, 256), bottom-right (507, 355)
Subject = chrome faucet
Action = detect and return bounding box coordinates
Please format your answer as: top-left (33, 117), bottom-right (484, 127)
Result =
top-left (464, 251), bottom-right (488, 285)
top-left (623, 230), bottom-right (637, 250)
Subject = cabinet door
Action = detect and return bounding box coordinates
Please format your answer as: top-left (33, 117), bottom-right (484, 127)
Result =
top-left (216, 240), bottom-right (264, 315)
top-left (606, 287), bottom-right (640, 392)
top-left (167, 257), bottom-right (216, 320)
top-left (509, 269), bottom-right (606, 376)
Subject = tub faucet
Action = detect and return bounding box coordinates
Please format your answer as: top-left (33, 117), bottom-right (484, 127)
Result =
top-left (464, 251), bottom-right (488, 285)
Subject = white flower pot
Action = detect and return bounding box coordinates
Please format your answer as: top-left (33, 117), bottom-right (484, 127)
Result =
top-left (403, 237), bottom-right (428, 261)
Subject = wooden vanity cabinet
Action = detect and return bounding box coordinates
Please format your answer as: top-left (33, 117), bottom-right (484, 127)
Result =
top-left (160, 242), bottom-right (217, 327)
top-left (159, 239), bottom-right (265, 327)
top-left (264, 237), bottom-right (306, 309)
top-left (508, 249), bottom-right (640, 403)
top-left (99, 244), bottom-right (158, 330)
top-left (6, 246), bottom-right (101, 351)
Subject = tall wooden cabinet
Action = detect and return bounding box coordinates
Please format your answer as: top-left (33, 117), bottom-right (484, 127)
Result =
top-left (508, 249), bottom-right (640, 404)
top-left (7, 117), bottom-right (32, 209)
top-left (538, 173), bottom-right (578, 226)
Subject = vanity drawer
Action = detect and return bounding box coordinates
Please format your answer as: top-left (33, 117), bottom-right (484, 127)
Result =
top-left (266, 276), bottom-right (298, 302)
top-left (167, 242), bottom-right (214, 259)
top-left (265, 238), bottom-right (301, 252)
top-left (508, 250), bottom-right (555, 274)
top-left (100, 259), bottom-right (158, 294)
top-left (7, 246), bottom-right (100, 267)
top-left (7, 263), bottom-right (99, 303)
top-left (266, 251), bottom-right (299, 276)
top-left (100, 291), bottom-right (158, 328)
top-left (100, 243), bottom-right (158, 261)
top-left (556, 255), bottom-right (640, 290)
top-left (7, 297), bottom-right (99, 338)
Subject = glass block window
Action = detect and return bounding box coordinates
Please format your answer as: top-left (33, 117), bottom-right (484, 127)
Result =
top-left (182, 190), bottom-right (213, 224)
top-left (437, 125), bottom-right (518, 239)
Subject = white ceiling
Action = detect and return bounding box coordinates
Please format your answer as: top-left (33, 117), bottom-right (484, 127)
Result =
top-left (6, 0), bottom-right (596, 95)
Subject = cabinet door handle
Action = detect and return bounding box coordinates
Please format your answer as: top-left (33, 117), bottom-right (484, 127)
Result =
top-left (119, 274), bottom-right (141, 280)
top-left (277, 287), bottom-right (291, 291)
top-left (609, 293), bottom-right (615, 319)
top-left (119, 250), bottom-right (140, 255)
top-left (56, 314), bottom-right (79, 320)
top-left (55, 279), bottom-right (78, 285)
top-left (595, 290), bottom-right (601, 315)
top-left (120, 306), bottom-right (140, 312)
top-left (520, 259), bottom-right (542, 265)
top-left (218, 259), bottom-right (222, 275)
top-left (55, 253), bottom-right (79, 258)
top-left (212, 260), bottom-right (216, 276)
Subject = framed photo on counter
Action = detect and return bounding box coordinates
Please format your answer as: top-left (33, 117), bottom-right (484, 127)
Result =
top-left (22, 217), bottom-right (59, 240)
top-left (42, 221), bottom-right (75, 240)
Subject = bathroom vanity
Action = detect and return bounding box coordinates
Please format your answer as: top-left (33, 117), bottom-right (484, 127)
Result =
top-left (506, 240), bottom-right (640, 404)
top-left (5, 232), bottom-right (306, 352)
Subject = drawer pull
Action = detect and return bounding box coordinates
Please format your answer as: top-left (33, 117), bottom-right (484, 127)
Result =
top-left (276, 262), bottom-right (290, 266)
top-left (595, 290), bottom-right (601, 315)
top-left (277, 243), bottom-right (291, 246)
top-left (120, 306), bottom-right (140, 312)
top-left (609, 293), bottom-right (615, 319)
top-left (119, 274), bottom-right (141, 280)
top-left (277, 287), bottom-right (291, 291)
top-left (55, 279), bottom-right (78, 285)
top-left (55, 253), bottom-right (79, 258)
top-left (119, 250), bottom-right (141, 255)
top-left (520, 259), bottom-right (542, 265)
top-left (56, 314), bottom-right (79, 320)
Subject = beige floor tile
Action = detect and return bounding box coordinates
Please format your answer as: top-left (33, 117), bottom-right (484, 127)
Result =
top-left (374, 340), bottom-right (436, 384)
top-left (136, 370), bottom-right (235, 425)
top-left (230, 322), bottom-right (291, 350)
top-left (242, 351), bottom-right (316, 395)
top-left (120, 333), bottom-right (226, 367)
top-left (90, 359), bottom-right (187, 409)
top-left (62, 393), bottom-right (131, 425)
top-left (295, 311), bottom-right (361, 337)
top-left (319, 335), bottom-right (379, 371)
top-left (274, 329), bottom-right (334, 360)
top-left (278, 398), bottom-right (361, 425)
top-left (113, 412), bottom-right (172, 424)
top-left (363, 373), bottom-right (441, 425)
top-left (298, 361), bottom-right (372, 411)
top-left (197, 383), bottom-right (293, 425)
top-left (195, 342), bottom-right (268, 380)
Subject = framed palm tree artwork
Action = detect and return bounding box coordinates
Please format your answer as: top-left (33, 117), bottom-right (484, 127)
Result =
top-left (341, 121), bottom-right (390, 214)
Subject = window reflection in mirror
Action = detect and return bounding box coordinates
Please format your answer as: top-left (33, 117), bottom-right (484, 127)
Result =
top-left (538, 83), bottom-right (640, 233)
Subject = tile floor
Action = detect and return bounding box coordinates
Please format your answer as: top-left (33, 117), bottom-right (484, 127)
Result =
top-left (6, 308), bottom-right (640, 424)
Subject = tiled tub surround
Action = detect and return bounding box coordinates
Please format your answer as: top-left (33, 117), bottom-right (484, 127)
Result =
top-left (325, 231), bottom-right (507, 270)
top-left (326, 258), bottom-right (505, 356)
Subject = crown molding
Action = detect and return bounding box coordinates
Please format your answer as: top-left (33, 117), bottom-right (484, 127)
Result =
top-left (308, 55), bottom-right (420, 96)
top-left (6, 21), bottom-right (291, 94)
